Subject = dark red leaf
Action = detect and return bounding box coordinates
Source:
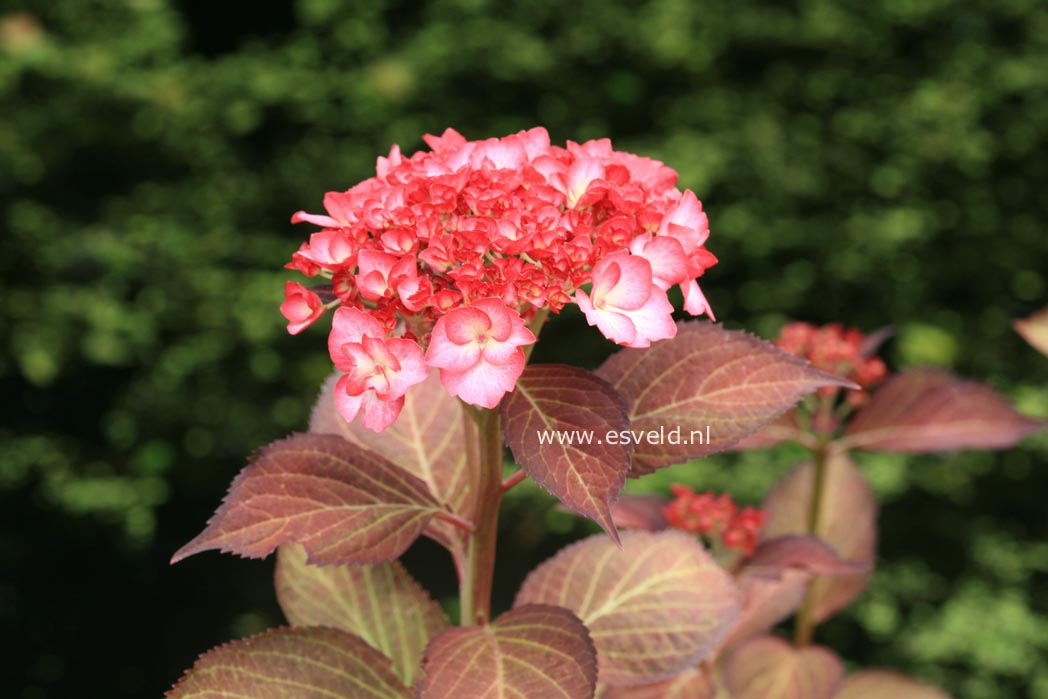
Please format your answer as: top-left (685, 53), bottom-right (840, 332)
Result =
top-left (722, 634), bottom-right (844, 699)
top-left (275, 544), bottom-right (449, 684)
top-left (610, 494), bottom-right (669, 531)
top-left (172, 433), bottom-right (443, 565)
top-left (166, 626), bottom-right (411, 699)
top-left (842, 368), bottom-right (1044, 453)
top-left (501, 364), bottom-right (632, 541)
top-left (515, 531), bottom-right (740, 686)
top-left (597, 321), bottom-right (855, 474)
top-left (417, 605), bottom-right (597, 699)
top-left (310, 371), bottom-right (477, 561)
top-left (761, 455), bottom-right (877, 624)
top-left (727, 410), bottom-right (808, 452)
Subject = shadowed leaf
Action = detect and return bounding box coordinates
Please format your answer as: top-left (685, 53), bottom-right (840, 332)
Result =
top-left (601, 667), bottom-right (715, 698)
top-left (166, 626), bottom-right (410, 699)
top-left (1015, 307), bottom-right (1048, 358)
top-left (723, 568), bottom-right (810, 650)
top-left (835, 670), bottom-right (950, 698)
top-left (723, 635), bottom-right (844, 699)
top-left (761, 455), bottom-right (877, 624)
top-left (746, 536), bottom-right (870, 577)
top-left (842, 368), bottom-right (1044, 453)
top-left (274, 544), bottom-right (449, 684)
top-left (417, 604), bottom-right (597, 699)
top-left (311, 370), bottom-right (477, 562)
top-left (597, 321), bottom-right (855, 474)
top-left (727, 410), bottom-right (807, 452)
top-left (501, 364), bottom-right (632, 541)
top-left (610, 494), bottom-right (669, 532)
top-left (515, 531), bottom-right (741, 686)
top-left (171, 433), bottom-right (443, 565)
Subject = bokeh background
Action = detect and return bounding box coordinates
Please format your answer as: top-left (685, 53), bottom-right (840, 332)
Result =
top-left (3, 1), bottom-right (1047, 697)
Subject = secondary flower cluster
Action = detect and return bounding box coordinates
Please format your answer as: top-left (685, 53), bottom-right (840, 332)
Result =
top-left (776, 322), bottom-right (887, 403)
top-left (664, 485), bottom-right (765, 555)
top-left (281, 127), bottom-right (717, 430)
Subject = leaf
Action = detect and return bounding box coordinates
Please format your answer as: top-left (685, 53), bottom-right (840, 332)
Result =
top-left (311, 370), bottom-right (477, 560)
top-left (596, 321), bottom-right (855, 474)
top-left (601, 667), bottom-right (715, 699)
top-left (610, 494), bottom-right (669, 532)
top-left (722, 635), bottom-right (844, 699)
top-left (171, 433), bottom-right (443, 565)
top-left (760, 455), bottom-right (877, 624)
top-left (1015, 307), bottom-right (1048, 358)
top-left (501, 364), bottom-right (632, 541)
top-left (727, 410), bottom-right (807, 452)
top-left (515, 531), bottom-right (741, 686)
top-left (745, 536), bottom-right (870, 577)
top-left (274, 543), bottom-right (449, 684)
top-left (166, 626), bottom-right (411, 699)
top-left (834, 670), bottom-right (950, 699)
top-left (841, 368), bottom-right (1044, 453)
top-left (416, 604), bottom-right (597, 699)
top-left (722, 568), bottom-right (810, 650)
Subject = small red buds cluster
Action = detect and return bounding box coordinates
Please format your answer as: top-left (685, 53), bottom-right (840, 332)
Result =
top-left (663, 484), bottom-right (766, 555)
top-left (776, 322), bottom-right (888, 404)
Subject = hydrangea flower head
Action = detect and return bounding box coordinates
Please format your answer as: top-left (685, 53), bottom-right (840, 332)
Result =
top-left (282, 127), bottom-right (717, 429)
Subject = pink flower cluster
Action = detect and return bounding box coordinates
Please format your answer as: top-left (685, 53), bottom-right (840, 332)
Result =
top-left (663, 485), bottom-right (765, 556)
top-left (281, 127), bottom-right (717, 430)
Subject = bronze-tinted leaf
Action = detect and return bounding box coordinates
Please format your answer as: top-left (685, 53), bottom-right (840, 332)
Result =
top-left (723, 568), bottom-right (810, 650)
top-left (842, 368), bottom-right (1044, 453)
top-left (745, 536), bottom-right (870, 577)
top-left (171, 433), bottom-right (442, 565)
top-left (602, 667), bottom-right (715, 699)
top-left (610, 494), bottom-right (669, 532)
top-left (274, 544), bottom-right (449, 684)
top-left (761, 455), bottom-right (877, 624)
top-left (417, 604), bottom-right (597, 699)
top-left (727, 410), bottom-right (807, 452)
top-left (515, 531), bottom-right (741, 686)
top-left (835, 670), bottom-right (951, 698)
top-left (1015, 307), bottom-right (1048, 358)
top-left (597, 321), bottom-right (854, 474)
top-left (501, 364), bottom-right (632, 541)
top-left (166, 626), bottom-right (411, 699)
top-left (310, 371), bottom-right (477, 559)
top-left (722, 634), bottom-right (844, 699)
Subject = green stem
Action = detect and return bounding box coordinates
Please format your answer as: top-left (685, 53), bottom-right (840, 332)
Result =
top-left (459, 404), bottom-right (504, 626)
top-left (794, 442), bottom-right (829, 645)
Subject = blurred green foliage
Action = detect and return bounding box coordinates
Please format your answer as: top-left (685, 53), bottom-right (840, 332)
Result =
top-left (2, 0), bottom-right (1047, 697)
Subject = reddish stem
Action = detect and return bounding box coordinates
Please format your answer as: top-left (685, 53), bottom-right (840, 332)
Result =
top-left (459, 405), bottom-right (504, 626)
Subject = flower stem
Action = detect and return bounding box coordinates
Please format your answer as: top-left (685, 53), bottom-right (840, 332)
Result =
top-left (459, 403), bottom-right (504, 626)
top-left (794, 442), bottom-right (829, 645)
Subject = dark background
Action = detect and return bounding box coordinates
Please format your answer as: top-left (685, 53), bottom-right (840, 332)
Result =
top-left (2, 1), bottom-right (1047, 697)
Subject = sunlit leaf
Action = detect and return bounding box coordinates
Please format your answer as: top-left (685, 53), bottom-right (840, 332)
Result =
top-left (417, 604), bottom-right (597, 699)
top-left (515, 531), bottom-right (741, 686)
top-left (166, 626), bottom-right (410, 699)
top-left (171, 433), bottom-right (443, 565)
top-left (834, 670), bottom-right (950, 698)
top-left (1014, 307), bottom-right (1048, 358)
top-left (842, 368), bottom-right (1044, 453)
top-left (722, 635), bottom-right (844, 699)
top-left (274, 544), bottom-right (449, 684)
top-left (761, 455), bottom-right (876, 623)
top-left (501, 364), bottom-right (631, 541)
top-left (310, 370), bottom-right (477, 560)
top-left (601, 666), bottom-right (715, 698)
top-left (597, 321), bottom-right (855, 474)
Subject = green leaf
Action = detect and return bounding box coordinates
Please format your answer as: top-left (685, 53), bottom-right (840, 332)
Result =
top-left (166, 626), bottom-right (411, 699)
top-left (275, 543), bottom-right (450, 684)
